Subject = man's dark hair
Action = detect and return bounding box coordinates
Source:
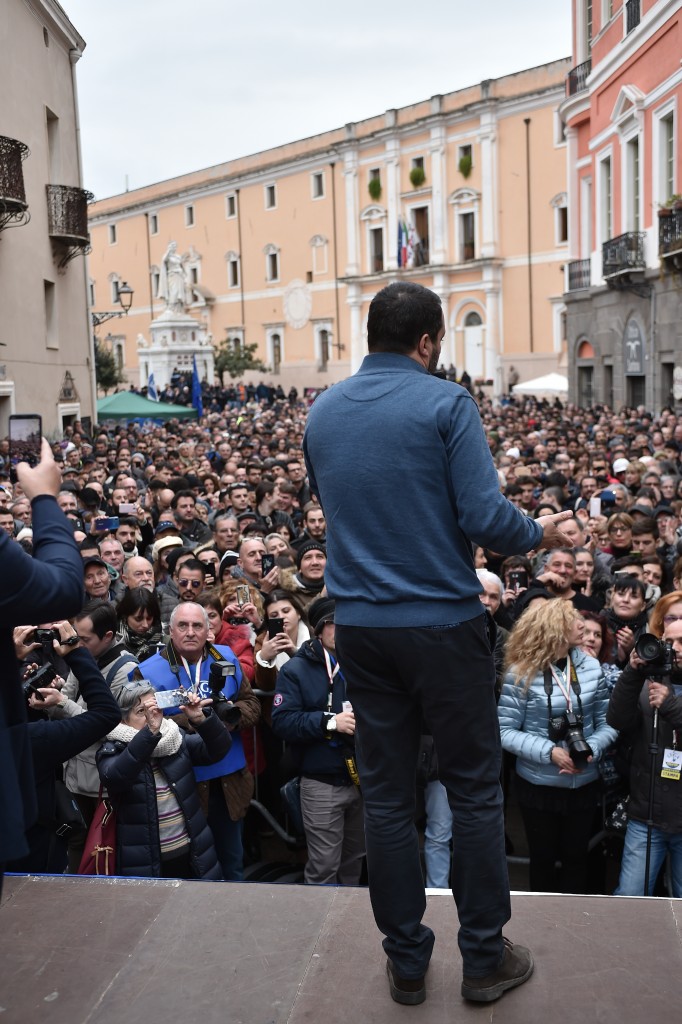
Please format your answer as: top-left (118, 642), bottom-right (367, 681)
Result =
top-left (75, 599), bottom-right (118, 638)
top-left (367, 282), bottom-right (443, 355)
top-left (632, 518), bottom-right (659, 540)
top-left (177, 557), bottom-right (206, 577)
top-left (255, 480), bottom-right (275, 504)
top-left (170, 489), bottom-right (196, 509)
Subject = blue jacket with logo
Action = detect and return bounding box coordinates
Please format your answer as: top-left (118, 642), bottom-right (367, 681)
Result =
top-left (134, 644), bottom-right (246, 781)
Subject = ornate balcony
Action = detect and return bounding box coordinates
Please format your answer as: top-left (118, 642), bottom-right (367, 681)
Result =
top-left (659, 208), bottom-right (682, 266)
top-left (567, 258), bottom-right (591, 291)
top-left (626, 0), bottom-right (640, 33)
top-left (602, 232), bottom-right (645, 280)
top-left (0, 135), bottom-right (30, 231)
top-left (566, 59), bottom-right (591, 96)
top-left (46, 184), bottom-right (94, 269)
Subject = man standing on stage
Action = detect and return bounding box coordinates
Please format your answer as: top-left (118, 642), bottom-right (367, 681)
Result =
top-left (303, 281), bottom-right (571, 1006)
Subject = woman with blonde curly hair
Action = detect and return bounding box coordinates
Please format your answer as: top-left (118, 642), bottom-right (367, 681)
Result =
top-left (498, 599), bottom-right (617, 893)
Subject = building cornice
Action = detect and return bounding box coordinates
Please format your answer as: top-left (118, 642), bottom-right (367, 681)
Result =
top-left (23, 0), bottom-right (85, 54)
top-left (89, 60), bottom-right (569, 222)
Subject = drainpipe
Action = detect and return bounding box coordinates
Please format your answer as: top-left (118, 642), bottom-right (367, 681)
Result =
top-left (70, 47), bottom-right (98, 428)
top-left (524, 117), bottom-right (534, 354)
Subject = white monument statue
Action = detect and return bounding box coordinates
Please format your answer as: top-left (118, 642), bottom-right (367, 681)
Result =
top-left (157, 241), bottom-right (191, 312)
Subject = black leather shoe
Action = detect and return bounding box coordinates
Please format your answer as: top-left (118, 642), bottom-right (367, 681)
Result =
top-left (461, 938), bottom-right (534, 1003)
top-left (386, 959), bottom-right (426, 1005)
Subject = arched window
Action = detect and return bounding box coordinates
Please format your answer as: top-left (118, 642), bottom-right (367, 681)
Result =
top-left (464, 311), bottom-right (482, 327)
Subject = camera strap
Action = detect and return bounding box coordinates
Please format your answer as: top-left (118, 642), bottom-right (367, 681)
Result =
top-left (323, 647), bottom-right (340, 713)
top-left (544, 659), bottom-right (584, 718)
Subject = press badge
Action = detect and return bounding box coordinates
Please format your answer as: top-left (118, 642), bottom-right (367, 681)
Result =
top-left (661, 749), bottom-right (682, 781)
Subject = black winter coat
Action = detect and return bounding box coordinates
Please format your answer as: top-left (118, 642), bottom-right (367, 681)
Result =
top-left (607, 665), bottom-right (682, 833)
top-left (96, 713), bottom-right (230, 878)
top-left (11, 648), bottom-right (121, 872)
top-left (0, 495), bottom-right (84, 863)
top-left (271, 638), bottom-right (351, 781)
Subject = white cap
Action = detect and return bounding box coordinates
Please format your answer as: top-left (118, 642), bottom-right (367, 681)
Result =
top-left (612, 458), bottom-right (629, 473)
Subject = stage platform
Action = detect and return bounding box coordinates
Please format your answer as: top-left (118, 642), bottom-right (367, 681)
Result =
top-left (1, 874), bottom-right (680, 1023)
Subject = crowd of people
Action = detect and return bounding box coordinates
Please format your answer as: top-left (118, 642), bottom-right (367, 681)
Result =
top-left (3, 375), bottom-right (682, 897)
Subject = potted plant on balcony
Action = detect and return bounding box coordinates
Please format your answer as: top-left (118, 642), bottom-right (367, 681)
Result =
top-left (409, 165), bottom-right (426, 188)
top-left (458, 153), bottom-right (472, 179)
top-left (659, 196), bottom-right (682, 216)
top-left (368, 177), bottom-right (382, 201)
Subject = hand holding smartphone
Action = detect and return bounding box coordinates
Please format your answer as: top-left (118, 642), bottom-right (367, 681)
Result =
top-left (9, 414), bottom-right (42, 484)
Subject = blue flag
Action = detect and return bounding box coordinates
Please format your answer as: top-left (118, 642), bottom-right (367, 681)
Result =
top-left (397, 220), bottom-right (403, 268)
top-left (192, 355), bottom-right (203, 418)
top-left (147, 372), bottom-right (159, 402)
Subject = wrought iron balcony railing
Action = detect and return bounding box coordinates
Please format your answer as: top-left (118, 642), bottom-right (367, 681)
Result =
top-left (46, 184), bottom-right (94, 268)
top-left (46, 184), bottom-right (92, 244)
top-left (659, 209), bottom-right (682, 259)
top-left (566, 59), bottom-right (591, 96)
top-left (602, 232), bottom-right (645, 279)
top-left (567, 258), bottom-right (591, 291)
top-left (0, 135), bottom-right (30, 230)
top-left (626, 0), bottom-right (640, 33)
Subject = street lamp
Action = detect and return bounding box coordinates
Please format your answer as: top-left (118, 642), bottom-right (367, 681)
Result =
top-left (91, 281), bottom-right (134, 327)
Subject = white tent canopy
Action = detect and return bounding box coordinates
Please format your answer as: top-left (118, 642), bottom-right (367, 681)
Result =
top-left (512, 372), bottom-right (568, 395)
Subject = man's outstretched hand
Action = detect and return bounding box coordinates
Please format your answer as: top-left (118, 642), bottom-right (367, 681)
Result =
top-left (536, 510), bottom-right (574, 550)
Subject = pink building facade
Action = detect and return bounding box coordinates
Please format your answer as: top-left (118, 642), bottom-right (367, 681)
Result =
top-left (561, 0), bottom-right (682, 409)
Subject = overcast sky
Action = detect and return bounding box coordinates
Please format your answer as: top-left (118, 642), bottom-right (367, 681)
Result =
top-left (63, 1), bottom-right (572, 200)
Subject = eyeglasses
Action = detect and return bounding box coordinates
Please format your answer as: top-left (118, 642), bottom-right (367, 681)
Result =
top-left (609, 525), bottom-right (629, 534)
top-left (178, 579), bottom-right (202, 589)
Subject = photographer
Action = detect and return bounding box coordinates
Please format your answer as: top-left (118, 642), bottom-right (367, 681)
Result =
top-left (1, 438), bottom-right (84, 877)
top-left (140, 602), bottom-right (260, 880)
top-left (7, 624), bottom-right (121, 873)
top-left (607, 619), bottom-right (682, 896)
top-left (499, 600), bottom-right (617, 893)
top-left (96, 684), bottom-right (228, 879)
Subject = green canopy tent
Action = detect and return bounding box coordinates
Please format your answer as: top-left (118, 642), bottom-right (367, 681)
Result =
top-left (96, 391), bottom-right (198, 423)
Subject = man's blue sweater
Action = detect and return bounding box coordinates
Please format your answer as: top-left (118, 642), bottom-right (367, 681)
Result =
top-left (303, 353), bottom-right (542, 628)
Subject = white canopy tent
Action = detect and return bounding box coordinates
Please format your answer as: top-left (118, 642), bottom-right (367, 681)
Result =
top-left (511, 372), bottom-right (568, 396)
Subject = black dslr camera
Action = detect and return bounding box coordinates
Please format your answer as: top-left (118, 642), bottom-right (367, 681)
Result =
top-left (207, 661), bottom-right (241, 725)
top-left (22, 662), bottom-right (58, 702)
top-left (635, 633), bottom-right (677, 677)
top-left (548, 710), bottom-right (593, 765)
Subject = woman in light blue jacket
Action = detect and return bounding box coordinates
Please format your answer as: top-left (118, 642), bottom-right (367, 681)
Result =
top-left (499, 599), bottom-right (617, 894)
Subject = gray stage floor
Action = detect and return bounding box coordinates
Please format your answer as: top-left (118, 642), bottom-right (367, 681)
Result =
top-left (1, 874), bottom-right (680, 1023)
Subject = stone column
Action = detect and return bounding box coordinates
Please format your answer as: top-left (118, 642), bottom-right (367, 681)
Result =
top-left (385, 136), bottom-right (400, 271)
top-left (479, 108), bottom-right (498, 259)
top-left (347, 283), bottom-right (364, 373)
top-left (344, 148), bottom-right (360, 276)
top-left (430, 124), bottom-right (447, 265)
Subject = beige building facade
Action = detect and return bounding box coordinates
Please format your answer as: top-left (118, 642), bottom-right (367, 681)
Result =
top-left (89, 59), bottom-right (571, 395)
top-left (0, 0), bottom-right (93, 435)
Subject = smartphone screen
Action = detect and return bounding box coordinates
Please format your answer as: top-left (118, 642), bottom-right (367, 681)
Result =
top-left (589, 496), bottom-right (602, 518)
top-left (267, 616), bottom-right (285, 639)
top-left (9, 414), bottom-right (42, 482)
top-left (261, 554), bottom-right (276, 576)
top-left (94, 516), bottom-right (120, 532)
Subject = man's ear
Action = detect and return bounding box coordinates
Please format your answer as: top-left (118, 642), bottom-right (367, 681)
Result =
top-left (104, 630), bottom-right (115, 647)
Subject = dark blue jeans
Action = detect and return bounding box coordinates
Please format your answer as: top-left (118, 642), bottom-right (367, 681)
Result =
top-left (207, 779), bottom-right (244, 881)
top-left (336, 615), bottom-right (510, 979)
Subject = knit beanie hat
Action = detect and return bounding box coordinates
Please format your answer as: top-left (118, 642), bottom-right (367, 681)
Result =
top-left (296, 540), bottom-right (326, 569)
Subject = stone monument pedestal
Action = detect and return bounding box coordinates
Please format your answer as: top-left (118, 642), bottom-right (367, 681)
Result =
top-left (137, 309), bottom-right (214, 391)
